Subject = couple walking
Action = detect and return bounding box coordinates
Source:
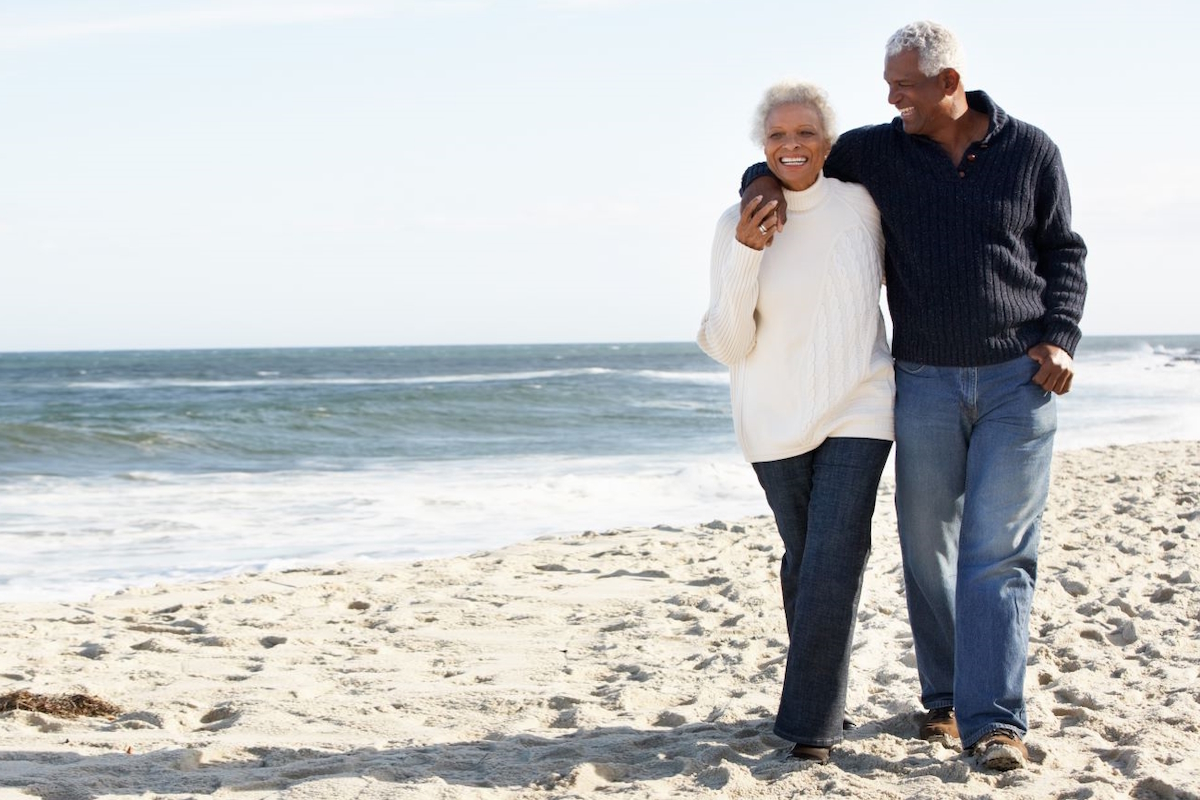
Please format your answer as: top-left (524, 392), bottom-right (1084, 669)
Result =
top-left (698, 20), bottom-right (1087, 771)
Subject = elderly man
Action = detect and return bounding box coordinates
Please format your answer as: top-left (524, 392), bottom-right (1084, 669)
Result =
top-left (741, 20), bottom-right (1086, 771)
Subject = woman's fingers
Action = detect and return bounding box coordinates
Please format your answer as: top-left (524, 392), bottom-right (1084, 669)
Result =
top-left (737, 197), bottom-right (780, 249)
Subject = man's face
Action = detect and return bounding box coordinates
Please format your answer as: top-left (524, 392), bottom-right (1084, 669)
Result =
top-left (883, 48), bottom-right (950, 136)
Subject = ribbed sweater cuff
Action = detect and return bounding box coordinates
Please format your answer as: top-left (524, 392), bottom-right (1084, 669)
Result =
top-left (1041, 323), bottom-right (1083, 357)
top-left (729, 239), bottom-right (764, 273)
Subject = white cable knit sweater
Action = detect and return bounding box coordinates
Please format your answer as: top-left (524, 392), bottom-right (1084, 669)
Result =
top-left (698, 173), bottom-right (894, 463)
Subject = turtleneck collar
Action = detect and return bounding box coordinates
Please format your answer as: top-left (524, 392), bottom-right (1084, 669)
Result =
top-left (782, 171), bottom-right (829, 212)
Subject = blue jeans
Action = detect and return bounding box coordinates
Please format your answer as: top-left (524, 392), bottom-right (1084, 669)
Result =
top-left (894, 355), bottom-right (1057, 749)
top-left (753, 437), bottom-right (892, 747)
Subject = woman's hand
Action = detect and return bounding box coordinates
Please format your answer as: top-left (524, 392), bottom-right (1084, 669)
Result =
top-left (736, 195), bottom-right (780, 250)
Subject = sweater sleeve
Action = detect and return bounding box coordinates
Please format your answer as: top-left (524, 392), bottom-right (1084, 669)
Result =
top-left (739, 162), bottom-right (772, 196)
top-left (697, 206), bottom-right (764, 365)
top-left (1033, 144), bottom-right (1088, 355)
top-left (823, 128), bottom-right (869, 184)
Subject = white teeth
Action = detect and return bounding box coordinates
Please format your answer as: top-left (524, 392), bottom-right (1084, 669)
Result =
top-left (780, 157), bottom-right (808, 165)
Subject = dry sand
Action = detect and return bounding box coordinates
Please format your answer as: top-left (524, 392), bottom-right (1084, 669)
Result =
top-left (1, 441), bottom-right (1198, 799)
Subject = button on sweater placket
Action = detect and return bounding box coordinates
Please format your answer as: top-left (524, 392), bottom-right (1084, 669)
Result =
top-left (959, 149), bottom-right (981, 178)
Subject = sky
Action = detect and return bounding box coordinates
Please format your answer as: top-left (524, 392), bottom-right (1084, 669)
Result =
top-left (1, 0), bottom-right (1196, 352)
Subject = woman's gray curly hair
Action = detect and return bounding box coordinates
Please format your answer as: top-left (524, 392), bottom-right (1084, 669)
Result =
top-left (751, 80), bottom-right (837, 146)
top-left (885, 20), bottom-right (965, 77)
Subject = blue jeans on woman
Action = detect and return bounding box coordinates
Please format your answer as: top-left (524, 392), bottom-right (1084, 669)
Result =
top-left (753, 436), bottom-right (892, 747)
top-left (894, 355), bottom-right (1057, 749)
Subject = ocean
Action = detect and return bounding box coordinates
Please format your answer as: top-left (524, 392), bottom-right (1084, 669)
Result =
top-left (2, 335), bottom-right (1198, 603)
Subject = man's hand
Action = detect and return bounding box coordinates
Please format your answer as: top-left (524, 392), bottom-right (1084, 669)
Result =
top-left (736, 196), bottom-right (779, 250)
top-left (1027, 343), bottom-right (1074, 395)
top-left (741, 174), bottom-right (786, 237)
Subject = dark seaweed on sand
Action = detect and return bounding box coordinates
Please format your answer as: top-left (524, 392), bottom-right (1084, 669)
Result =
top-left (0, 690), bottom-right (121, 718)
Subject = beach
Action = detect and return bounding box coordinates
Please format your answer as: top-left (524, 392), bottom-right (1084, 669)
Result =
top-left (2, 440), bottom-right (1198, 799)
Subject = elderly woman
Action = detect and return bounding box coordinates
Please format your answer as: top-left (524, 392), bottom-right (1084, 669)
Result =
top-left (697, 81), bottom-right (894, 763)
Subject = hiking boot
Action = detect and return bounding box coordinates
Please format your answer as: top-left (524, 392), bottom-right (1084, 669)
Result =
top-left (973, 729), bottom-right (1028, 771)
top-left (919, 707), bottom-right (959, 742)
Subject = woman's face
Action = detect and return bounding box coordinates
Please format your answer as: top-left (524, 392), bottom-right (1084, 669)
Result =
top-left (763, 103), bottom-right (829, 192)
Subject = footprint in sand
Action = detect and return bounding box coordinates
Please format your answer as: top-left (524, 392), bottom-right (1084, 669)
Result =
top-left (111, 710), bottom-right (166, 730)
top-left (197, 705), bottom-right (241, 731)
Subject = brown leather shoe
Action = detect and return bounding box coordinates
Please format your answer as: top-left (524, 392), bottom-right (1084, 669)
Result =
top-left (973, 729), bottom-right (1028, 771)
top-left (788, 744), bottom-right (830, 764)
top-left (919, 707), bottom-right (959, 742)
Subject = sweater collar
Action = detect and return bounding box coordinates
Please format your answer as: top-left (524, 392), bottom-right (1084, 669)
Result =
top-left (782, 171), bottom-right (829, 212)
top-left (966, 90), bottom-right (1008, 144)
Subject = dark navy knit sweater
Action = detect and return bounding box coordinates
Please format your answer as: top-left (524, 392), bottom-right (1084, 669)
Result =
top-left (742, 91), bottom-right (1087, 367)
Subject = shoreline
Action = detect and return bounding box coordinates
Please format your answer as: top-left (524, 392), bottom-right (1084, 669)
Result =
top-left (1, 441), bottom-right (1198, 799)
top-left (5, 438), bottom-right (1189, 607)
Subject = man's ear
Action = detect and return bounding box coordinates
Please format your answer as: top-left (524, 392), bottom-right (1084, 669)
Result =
top-left (940, 68), bottom-right (961, 95)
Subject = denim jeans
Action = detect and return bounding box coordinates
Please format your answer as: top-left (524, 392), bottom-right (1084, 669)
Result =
top-left (894, 355), bottom-right (1057, 749)
top-left (753, 437), bottom-right (892, 747)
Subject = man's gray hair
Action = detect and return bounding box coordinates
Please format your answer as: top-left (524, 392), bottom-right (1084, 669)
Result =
top-left (885, 20), bottom-right (964, 77)
top-left (751, 80), bottom-right (838, 146)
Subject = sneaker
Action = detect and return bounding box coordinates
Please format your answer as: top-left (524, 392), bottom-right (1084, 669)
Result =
top-left (973, 729), bottom-right (1028, 771)
top-left (919, 707), bottom-right (959, 742)
top-left (788, 744), bottom-right (830, 764)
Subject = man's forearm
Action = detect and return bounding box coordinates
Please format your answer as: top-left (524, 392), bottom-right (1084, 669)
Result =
top-left (740, 162), bottom-right (773, 195)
